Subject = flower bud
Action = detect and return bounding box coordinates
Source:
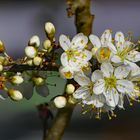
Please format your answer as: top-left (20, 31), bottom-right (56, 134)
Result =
top-left (3, 57), bottom-right (9, 66)
top-left (43, 39), bottom-right (52, 52)
top-left (33, 56), bottom-right (42, 66)
top-left (26, 59), bottom-right (33, 66)
top-left (0, 56), bottom-right (5, 65)
top-left (0, 40), bottom-right (5, 53)
top-left (54, 96), bottom-right (67, 108)
top-left (29, 35), bottom-right (40, 47)
top-left (33, 77), bottom-right (44, 86)
top-left (66, 84), bottom-right (75, 94)
top-left (8, 89), bottom-right (23, 101)
top-left (0, 64), bottom-right (3, 72)
top-left (11, 75), bottom-right (24, 84)
top-left (68, 96), bottom-right (77, 104)
top-left (25, 46), bottom-right (37, 58)
top-left (45, 22), bottom-right (55, 38)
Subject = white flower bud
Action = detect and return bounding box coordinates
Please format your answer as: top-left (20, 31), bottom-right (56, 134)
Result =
top-left (33, 77), bottom-right (44, 86)
top-left (0, 56), bottom-right (5, 64)
top-left (25, 46), bottom-right (37, 58)
top-left (26, 59), bottom-right (33, 66)
top-left (8, 89), bottom-right (23, 101)
top-left (54, 96), bottom-right (67, 108)
top-left (33, 56), bottom-right (42, 66)
top-left (29, 35), bottom-right (40, 47)
top-left (45, 22), bottom-right (55, 37)
top-left (11, 75), bottom-right (24, 84)
top-left (43, 39), bottom-right (52, 52)
top-left (0, 64), bottom-right (3, 72)
top-left (66, 84), bottom-right (75, 94)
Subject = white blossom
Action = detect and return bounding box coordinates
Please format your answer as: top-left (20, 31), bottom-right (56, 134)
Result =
top-left (93, 62), bottom-right (134, 108)
top-left (59, 33), bottom-right (92, 79)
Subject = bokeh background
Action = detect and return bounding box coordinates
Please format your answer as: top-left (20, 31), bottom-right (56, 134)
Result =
top-left (0, 0), bottom-right (140, 140)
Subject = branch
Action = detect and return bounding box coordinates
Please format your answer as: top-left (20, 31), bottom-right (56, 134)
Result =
top-left (44, 104), bottom-right (74, 140)
top-left (44, 0), bottom-right (94, 140)
top-left (67, 0), bottom-right (94, 35)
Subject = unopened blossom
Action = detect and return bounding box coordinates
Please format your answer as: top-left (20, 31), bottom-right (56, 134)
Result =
top-left (54, 96), bottom-right (67, 108)
top-left (43, 39), bottom-right (52, 52)
top-left (25, 46), bottom-right (37, 58)
top-left (8, 89), bottom-right (23, 101)
top-left (66, 84), bottom-right (75, 94)
top-left (11, 75), bottom-right (24, 85)
top-left (59, 33), bottom-right (92, 79)
top-left (45, 22), bottom-right (55, 39)
top-left (33, 56), bottom-right (42, 66)
top-left (29, 35), bottom-right (40, 47)
top-left (93, 62), bottom-right (134, 108)
top-left (0, 64), bottom-right (3, 72)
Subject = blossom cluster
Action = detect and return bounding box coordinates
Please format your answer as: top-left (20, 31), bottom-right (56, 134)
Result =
top-left (59, 30), bottom-right (140, 119)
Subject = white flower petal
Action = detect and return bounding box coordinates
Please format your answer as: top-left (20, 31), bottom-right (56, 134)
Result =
top-left (73, 86), bottom-right (90, 99)
top-left (118, 94), bottom-right (124, 109)
top-left (93, 79), bottom-right (105, 95)
top-left (124, 41), bottom-right (133, 48)
top-left (59, 34), bottom-right (71, 51)
top-left (91, 70), bottom-right (103, 82)
top-left (125, 60), bottom-right (140, 78)
top-left (101, 29), bottom-right (112, 45)
top-left (101, 62), bottom-right (114, 77)
top-left (114, 65), bottom-right (130, 79)
top-left (111, 55), bottom-right (122, 64)
top-left (107, 42), bottom-right (117, 54)
top-left (116, 80), bottom-right (134, 94)
top-left (92, 94), bottom-right (105, 108)
top-left (60, 52), bottom-right (68, 66)
top-left (82, 95), bottom-right (93, 105)
top-left (74, 72), bottom-right (91, 86)
top-left (89, 34), bottom-right (101, 48)
top-left (115, 31), bottom-right (125, 50)
top-left (126, 50), bottom-right (140, 62)
top-left (103, 88), bottom-right (119, 107)
top-left (71, 33), bottom-right (88, 49)
top-left (128, 87), bottom-right (140, 99)
top-left (82, 50), bottom-right (92, 62)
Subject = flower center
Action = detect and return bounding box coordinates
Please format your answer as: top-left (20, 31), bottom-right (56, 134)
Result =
top-left (66, 48), bottom-right (81, 61)
top-left (97, 47), bottom-right (111, 62)
top-left (117, 47), bottom-right (133, 61)
top-left (104, 76), bottom-right (117, 89)
top-left (64, 71), bottom-right (73, 79)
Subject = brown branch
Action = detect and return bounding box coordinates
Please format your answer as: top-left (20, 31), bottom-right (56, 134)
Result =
top-left (44, 104), bottom-right (74, 140)
top-left (67, 0), bottom-right (94, 35)
top-left (44, 0), bottom-right (94, 140)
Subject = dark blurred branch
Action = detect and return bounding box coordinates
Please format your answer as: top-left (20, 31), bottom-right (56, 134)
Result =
top-left (44, 0), bottom-right (94, 140)
top-left (67, 0), bottom-right (94, 35)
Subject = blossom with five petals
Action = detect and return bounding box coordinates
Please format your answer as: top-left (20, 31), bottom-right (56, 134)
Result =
top-left (59, 33), bottom-right (92, 79)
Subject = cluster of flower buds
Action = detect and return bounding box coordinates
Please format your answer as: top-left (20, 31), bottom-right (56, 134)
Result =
top-left (24, 22), bottom-right (56, 67)
top-left (0, 22), bottom-right (58, 102)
